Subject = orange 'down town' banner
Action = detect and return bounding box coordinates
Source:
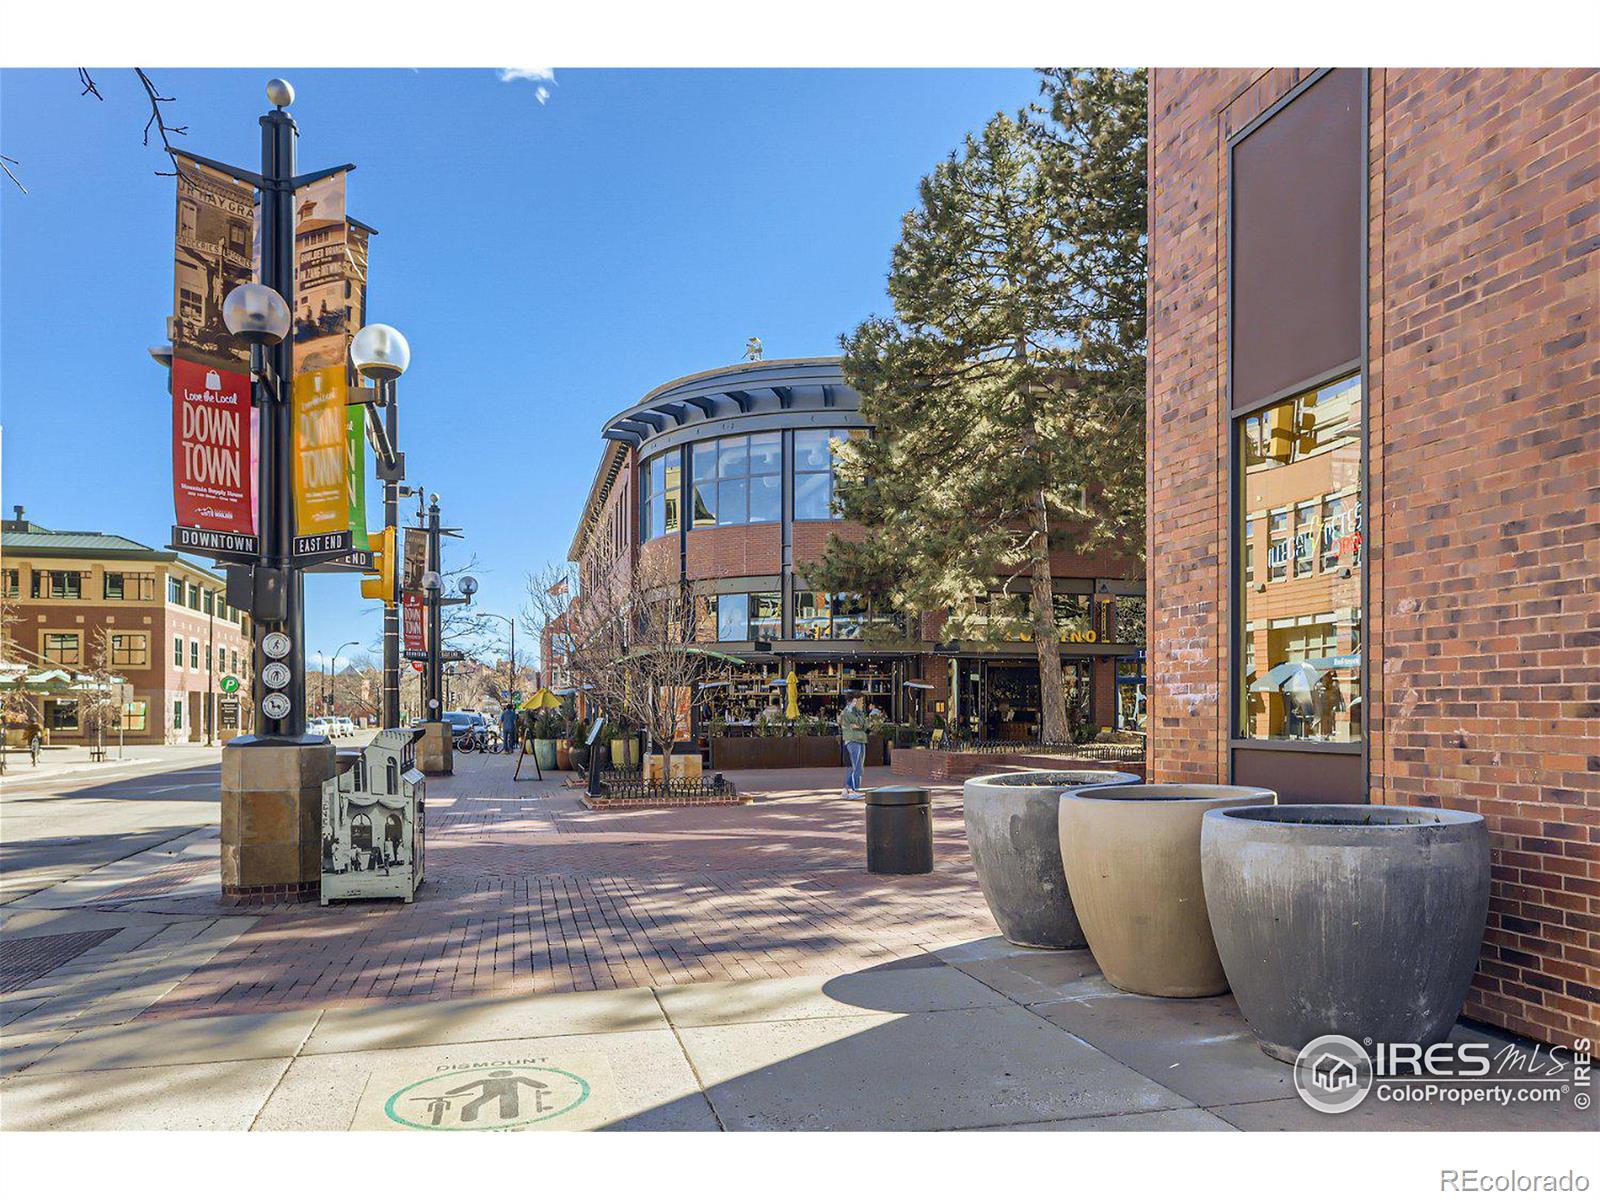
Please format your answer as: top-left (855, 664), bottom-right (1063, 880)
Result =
top-left (170, 154), bottom-right (258, 555)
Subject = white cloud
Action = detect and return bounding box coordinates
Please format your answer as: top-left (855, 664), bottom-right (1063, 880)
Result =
top-left (497, 68), bottom-right (555, 83)
top-left (534, 87), bottom-right (550, 105)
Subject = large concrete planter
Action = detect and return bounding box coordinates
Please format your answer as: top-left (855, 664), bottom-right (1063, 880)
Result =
top-left (962, 770), bottom-right (1139, 949)
top-left (1201, 804), bottom-right (1491, 1062)
top-left (1060, 784), bottom-right (1276, 997)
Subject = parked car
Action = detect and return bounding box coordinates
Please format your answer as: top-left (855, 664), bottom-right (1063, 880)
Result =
top-left (334, 716), bottom-right (355, 737)
top-left (307, 717), bottom-right (331, 737)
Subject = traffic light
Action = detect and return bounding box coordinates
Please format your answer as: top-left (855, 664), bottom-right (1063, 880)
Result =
top-left (360, 526), bottom-right (397, 605)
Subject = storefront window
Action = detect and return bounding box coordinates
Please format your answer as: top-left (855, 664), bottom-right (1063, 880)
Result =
top-left (1237, 372), bottom-right (1363, 742)
top-left (794, 591), bottom-right (831, 639)
top-left (640, 448), bottom-right (682, 541)
top-left (692, 433), bottom-right (780, 527)
top-left (707, 592), bottom-right (781, 642)
top-left (1112, 595), bottom-right (1146, 645)
top-left (1115, 653), bottom-right (1146, 732)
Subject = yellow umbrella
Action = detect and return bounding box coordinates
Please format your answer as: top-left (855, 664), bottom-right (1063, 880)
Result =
top-left (785, 669), bottom-right (800, 721)
top-left (518, 687), bottom-right (563, 712)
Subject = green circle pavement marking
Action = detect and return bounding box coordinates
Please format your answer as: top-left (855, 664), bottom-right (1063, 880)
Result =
top-left (383, 1065), bottom-right (591, 1131)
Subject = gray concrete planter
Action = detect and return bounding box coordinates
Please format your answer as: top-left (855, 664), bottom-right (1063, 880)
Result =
top-left (1201, 804), bottom-right (1491, 1062)
top-left (962, 770), bottom-right (1138, 949)
top-left (1060, 784), bottom-right (1276, 997)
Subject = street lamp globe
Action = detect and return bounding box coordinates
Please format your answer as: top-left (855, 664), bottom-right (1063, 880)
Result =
top-left (350, 323), bottom-right (411, 381)
top-left (148, 343), bottom-right (174, 369)
top-left (457, 576), bottom-right (479, 598)
top-left (266, 78), bottom-right (295, 108)
top-left (421, 570), bottom-right (443, 593)
top-left (222, 282), bottom-right (292, 346)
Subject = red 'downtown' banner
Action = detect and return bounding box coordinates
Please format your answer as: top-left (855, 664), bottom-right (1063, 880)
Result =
top-left (172, 356), bottom-right (256, 534)
top-left (402, 591), bottom-right (428, 659)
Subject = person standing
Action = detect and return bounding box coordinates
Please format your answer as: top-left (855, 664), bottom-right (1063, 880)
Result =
top-left (500, 703), bottom-right (518, 754)
top-left (839, 691), bottom-right (870, 799)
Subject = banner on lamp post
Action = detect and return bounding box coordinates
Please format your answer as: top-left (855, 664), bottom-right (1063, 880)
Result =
top-left (344, 221), bottom-right (372, 554)
top-left (169, 154), bottom-right (258, 556)
top-left (290, 170), bottom-right (360, 560)
top-left (402, 591), bottom-right (428, 659)
top-left (402, 527), bottom-right (427, 592)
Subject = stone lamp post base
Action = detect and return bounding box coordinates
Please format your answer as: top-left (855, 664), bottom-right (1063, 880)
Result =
top-left (221, 736), bottom-right (337, 901)
top-left (417, 721), bottom-right (454, 776)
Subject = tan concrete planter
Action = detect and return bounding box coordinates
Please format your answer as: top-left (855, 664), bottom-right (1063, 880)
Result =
top-left (1059, 783), bottom-right (1276, 998)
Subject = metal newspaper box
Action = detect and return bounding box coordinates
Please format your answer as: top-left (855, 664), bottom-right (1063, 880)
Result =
top-left (321, 728), bottom-right (426, 903)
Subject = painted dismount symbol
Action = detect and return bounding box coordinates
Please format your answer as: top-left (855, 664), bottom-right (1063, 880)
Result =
top-left (384, 1064), bottom-right (590, 1131)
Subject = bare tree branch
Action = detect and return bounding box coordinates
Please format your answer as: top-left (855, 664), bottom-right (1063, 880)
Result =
top-left (0, 154), bottom-right (25, 195)
top-left (133, 68), bottom-right (191, 179)
top-left (78, 68), bottom-right (104, 101)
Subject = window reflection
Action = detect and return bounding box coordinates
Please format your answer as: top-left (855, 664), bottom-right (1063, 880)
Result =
top-left (1237, 372), bottom-right (1363, 742)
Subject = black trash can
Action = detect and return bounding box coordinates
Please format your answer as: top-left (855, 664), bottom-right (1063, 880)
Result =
top-left (864, 786), bottom-right (933, 875)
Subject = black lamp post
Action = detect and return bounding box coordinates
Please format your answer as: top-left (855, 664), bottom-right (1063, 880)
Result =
top-left (350, 323), bottom-right (410, 730)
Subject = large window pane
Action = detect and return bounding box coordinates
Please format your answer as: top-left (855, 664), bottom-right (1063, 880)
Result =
top-left (832, 593), bottom-right (866, 640)
top-left (692, 440), bottom-right (717, 482)
top-left (716, 593), bottom-right (748, 642)
top-left (663, 454), bottom-right (681, 534)
top-left (794, 592), bottom-right (830, 639)
top-left (692, 481), bottom-right (718, 528)
top-left (748, 432), bottom-right (781, 476)
top-left (794, 471), bottom-right (830, 520)
top-left (1237, 372), bottom-right (1363, 742)
top-left (749, 593), bottom-right (781, 641)
top-left (718, 478), bottom-right (748, 526)
top-left (717, 435), bottom-right (749, 479)
top-left (794, 429), bottom-right (832, 470)
top-left (748, 475), bottom-right (780, 523)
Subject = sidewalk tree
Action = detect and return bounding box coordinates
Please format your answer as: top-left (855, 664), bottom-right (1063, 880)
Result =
top-left (524, 558), bottom-right (731, 763)
top-left (809, 68), bottom-right (1147, 743)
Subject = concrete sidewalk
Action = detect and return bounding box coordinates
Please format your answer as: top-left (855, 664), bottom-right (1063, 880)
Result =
top-left (3, 936), bottom-right (1591, 1132)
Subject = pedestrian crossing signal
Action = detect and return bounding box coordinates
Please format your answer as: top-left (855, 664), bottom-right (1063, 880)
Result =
top-left (360, 526), bottom-right (397, 605)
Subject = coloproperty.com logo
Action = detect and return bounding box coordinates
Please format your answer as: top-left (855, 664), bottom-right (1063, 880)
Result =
top-left (1293, 1034), bottom-right (1593, 1115)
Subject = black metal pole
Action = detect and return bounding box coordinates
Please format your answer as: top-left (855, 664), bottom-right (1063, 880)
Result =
top-left (381, 377), bottom-right (401, 729)
top-left (426, 495), bottom-right (442, 719)
top-left (255, 102), bottom-right (309, 739)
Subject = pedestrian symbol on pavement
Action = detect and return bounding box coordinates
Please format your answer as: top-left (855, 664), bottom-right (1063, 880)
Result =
top-left (220, 675), bottom-right (241, 694)
top-left (384, 1064), bottom-right (590, 1131)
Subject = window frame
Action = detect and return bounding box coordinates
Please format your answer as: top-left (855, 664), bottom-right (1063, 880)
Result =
top-left (1226, 66), bottom-right (1369, 780)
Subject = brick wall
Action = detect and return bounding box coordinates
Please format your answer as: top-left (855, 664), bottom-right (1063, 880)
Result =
top-left (685, 523), bottom-right (782, 578)
top-left (1148, 67), bottom-right (1599, 1047)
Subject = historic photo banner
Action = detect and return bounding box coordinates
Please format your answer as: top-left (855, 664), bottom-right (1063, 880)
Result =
top-left (171, 155), bottom-right (257, 548)
top-left (290, 169), bottom-right (358, 557)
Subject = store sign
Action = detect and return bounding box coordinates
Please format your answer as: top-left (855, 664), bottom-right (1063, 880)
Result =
top-left (402, 591), bottom-right (427, 659)
top-left (170, 155), bottom-right (258, 551)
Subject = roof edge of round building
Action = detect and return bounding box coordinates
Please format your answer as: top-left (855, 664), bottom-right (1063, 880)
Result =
top-left (598, 356), bottom-right (856, 448)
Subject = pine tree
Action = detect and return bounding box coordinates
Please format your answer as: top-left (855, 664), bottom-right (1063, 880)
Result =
top-left (811, 70), bottom-right (1146, 744)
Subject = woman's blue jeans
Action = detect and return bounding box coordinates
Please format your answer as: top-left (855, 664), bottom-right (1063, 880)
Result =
top-left (844, 740), bottom-right (865, 792)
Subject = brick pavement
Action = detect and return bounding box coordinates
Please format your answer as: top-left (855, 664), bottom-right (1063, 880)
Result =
top-left (136, 755), bottom-right (997, 1019)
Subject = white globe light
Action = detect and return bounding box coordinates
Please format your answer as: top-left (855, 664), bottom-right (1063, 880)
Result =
top-left (222, 283), bottom-right (291, 346)
top-left (457, 575), bottom-right (479, 596)
top-left (266, 78), bottom-right (295, 108)
top-left (351, 323), bottom-right (411, 381)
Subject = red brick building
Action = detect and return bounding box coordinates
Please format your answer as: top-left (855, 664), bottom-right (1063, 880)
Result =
top-left (1, 507), bottom-right (255, 744)
top-left (1146, 68), bottom-right (1597, 1046)
top-left (569, 358), bottom-right (1145, 736)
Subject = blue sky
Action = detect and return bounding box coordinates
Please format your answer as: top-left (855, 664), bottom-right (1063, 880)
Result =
top-left (1, 67), bottom-right (1039, 668)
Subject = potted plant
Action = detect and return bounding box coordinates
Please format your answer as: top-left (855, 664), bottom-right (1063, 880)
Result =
top-left (1058, 783), bottom-right (1275, 996)
top-left (1201, 803), bottom-right (1491, 1062)
top-left (555, 719), bottom-right (574, 771)
top-left (569, 719), bottom-right (591, 772)
top-left (532, 712), bottom-right (560, 771)
top-left (962, 770), bottom-right (1140, 948)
